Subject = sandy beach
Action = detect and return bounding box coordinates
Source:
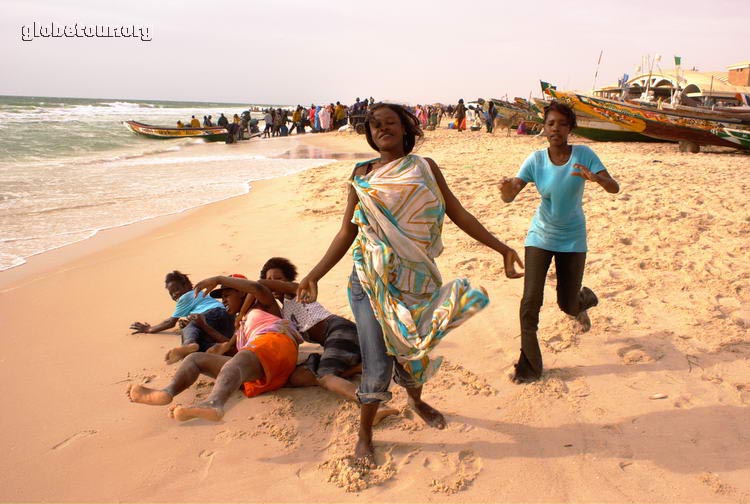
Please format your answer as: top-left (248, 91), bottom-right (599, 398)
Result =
top-left (1, 129), bottom-right (749, 502)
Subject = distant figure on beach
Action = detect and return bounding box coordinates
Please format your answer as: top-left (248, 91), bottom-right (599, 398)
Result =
top-left (262, 109), bottom-right (273, 138)
top-left (454, 98), bottom-right (466, 132)
top-left (217, 113), bottom-right (229, 127)
top-left (127, 274), bottom-right (300, 422)
top-left (206, 115), bottom-right (214, 127)
top-left (202, 115), bottom-right (209, 127)
top-left (190, 115), bottom-right (200, 128)
top-left (500, 101), bottom-right (620, 383)
top-left (256, 257), bottom-right (398, 424)
top-left (296, 102), bottom-right (524, 464)
top-left (486, 101), bottom-right (497, 133)
top-left (130, 270), bottom-right (235, 364)
top-left (176, 120), bottom-right (184, 128)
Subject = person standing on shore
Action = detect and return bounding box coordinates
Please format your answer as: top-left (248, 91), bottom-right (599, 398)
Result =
top-left (217, 113), bottom-right (229, 127)
top-left (454, 98), bottom-right (466, 132)
top-left (190, 115), bottom-right (200, 128)
top-left (296, 102), bottom-right (524, 464)
top-left (486, 101), bottom-right (497, 133)
top-left (500, 101), bottom-right (620, 383)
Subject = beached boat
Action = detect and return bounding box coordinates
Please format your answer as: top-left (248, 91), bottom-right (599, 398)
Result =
top-left (124, 121), bottom-right (228, 141)
top-left (533, 97), bottom-right (667, 142)
top-left (542, 86), bottom-right (750, 149)
top-left (575, 117), bottom-right (671, 142)
top-left (715, 127), bottom-right (750, 149)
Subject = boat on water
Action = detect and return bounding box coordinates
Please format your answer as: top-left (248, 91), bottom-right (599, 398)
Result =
top-left (542, 85), bottom-right (750, 150)
top-left (124, 121), bottom-right (228, 141)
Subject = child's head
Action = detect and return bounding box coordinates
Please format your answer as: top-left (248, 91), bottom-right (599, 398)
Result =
top-left (217, 288), bottom-right (244, 315)
top-left (260, 257), bottom-right (297, 282)
top-left (543, 101), bottom-right (577, 146)
top-left (260, 257), bottom-right (297, 301)
top-left (208, 273), bottom-right (248, 315)
top-left (164, 270), bottom-right (192, 301)
top-left (364, 103), bottom-right (423, 155)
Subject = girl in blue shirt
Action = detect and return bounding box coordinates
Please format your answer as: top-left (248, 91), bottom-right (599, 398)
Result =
top-left (500, 101), bottom-right (620, 383)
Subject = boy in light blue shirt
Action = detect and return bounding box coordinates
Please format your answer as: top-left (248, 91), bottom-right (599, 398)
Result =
top-left (130, 270), bottom-right (235, 363)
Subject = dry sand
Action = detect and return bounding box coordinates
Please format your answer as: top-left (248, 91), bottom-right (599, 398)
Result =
top-left (1, 129), bottom-right (749, 502)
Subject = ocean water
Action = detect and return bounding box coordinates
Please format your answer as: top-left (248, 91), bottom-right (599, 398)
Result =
top-left (0, 96), bottom-right (338, 271)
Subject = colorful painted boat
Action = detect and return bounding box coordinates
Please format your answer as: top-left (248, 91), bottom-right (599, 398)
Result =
top-left (124, 121), bottom-right (228, 141)
top-left (543, 86), bottom-right (750, 149)
top-left (575, 117), bottom-right (671, 142)
top-left (714, 127), bottom-right (750, 149)
top-left (534, 96), bottom-right (666, 142)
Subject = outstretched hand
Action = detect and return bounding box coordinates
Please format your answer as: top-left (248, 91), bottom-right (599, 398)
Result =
top-left (296, 276), bottom-right (318, 303)
top-left (500, 177), bottom-right (523, 202)
top-left (571, 163), bottom-right (599, 182)
top-left (503, 248), bottom-right (525, 279)
top-left (130, 321), bottom-right (151, 334)
top-left (193, 276), bottom-right (221, 298)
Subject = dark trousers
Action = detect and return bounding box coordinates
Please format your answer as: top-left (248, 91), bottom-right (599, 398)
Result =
top-left (181, 307), bottom-right (235, 352)
top-left (516, 246), bottom-right (590, 380)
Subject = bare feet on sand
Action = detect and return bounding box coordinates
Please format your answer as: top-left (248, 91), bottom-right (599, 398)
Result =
top-left (171, 402), bottom-right (224, 422)
top-left (127, 384), bottom-right (173, 405)
top-left (164, 343), bottom-right (199, 364)
top-left (354, 435), bottom-right (376, 467)
top-left (408, 398), bottom-right (447, 429)
top-left (373, 406), bottom-right (399, 426)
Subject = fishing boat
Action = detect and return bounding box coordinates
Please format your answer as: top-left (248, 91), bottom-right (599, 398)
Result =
top-left (124, 121), bottom-right (228, 141)
top-left (542, 85), bottom-right (750, 150)
top-left (533, 97), bottom-right (668, 142)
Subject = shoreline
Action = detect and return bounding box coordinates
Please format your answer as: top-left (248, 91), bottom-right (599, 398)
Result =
top-left (0, 132), bottom-right (370, 290)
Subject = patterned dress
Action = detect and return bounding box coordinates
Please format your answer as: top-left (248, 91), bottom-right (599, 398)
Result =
top-left (349, 154), bottom-right (489, 384)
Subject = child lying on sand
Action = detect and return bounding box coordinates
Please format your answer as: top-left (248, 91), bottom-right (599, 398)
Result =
top-left (130, 270), bottom-right (234, 364)
top-left (127, 274), bottom-right (299, 422)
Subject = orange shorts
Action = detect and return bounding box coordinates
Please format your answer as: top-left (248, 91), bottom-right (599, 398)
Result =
top-left (240, 332), bottom-right (298, 398)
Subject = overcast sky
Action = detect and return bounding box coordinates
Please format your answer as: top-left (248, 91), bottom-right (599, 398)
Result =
top-left (2, 0), bottom-right (747, 105)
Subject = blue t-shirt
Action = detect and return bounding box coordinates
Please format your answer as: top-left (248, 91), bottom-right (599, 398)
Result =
top-left (517, 145), bottom-right (606, 252)
top-left (171, 291), bottom-right (224, 318)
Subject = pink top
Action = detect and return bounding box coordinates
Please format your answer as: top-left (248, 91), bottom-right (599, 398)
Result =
top-left (236, 308), bottom-right (300, 350)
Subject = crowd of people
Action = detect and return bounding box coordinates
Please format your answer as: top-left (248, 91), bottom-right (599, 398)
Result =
top-left (170, 96), bottom-right (537, 144)
top-left (128, 100), bottom-right (618, 466)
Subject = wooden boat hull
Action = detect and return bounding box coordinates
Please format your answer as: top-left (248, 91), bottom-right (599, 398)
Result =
top-left (574, 118), bottom-right (670, 142)
top-left (715, 128), bottom-right (750, 149)
top-left (544, 88), bottom-right (749, 149)
top-left (125, 121), bottom-right (228, 142)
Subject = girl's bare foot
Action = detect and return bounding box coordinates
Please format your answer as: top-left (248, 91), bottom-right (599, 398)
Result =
top-left (372, 406), bottom-right (399, 426)
top-left (164, 343), bottom-right (199, 364)
top-left (171, 403), bottom-right (224, 422)
top-left (127, 384), bottom-right (173, 405)
top-left (408, 398), bottom-right (446, 429)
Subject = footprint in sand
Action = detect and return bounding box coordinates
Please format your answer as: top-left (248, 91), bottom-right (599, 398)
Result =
top-left (427, 449), bottom-right (483, 494)
top-left (617, 344), bottom-right (663, 365)
top-left (734, 384), bottom-right (750, 405)
top-left (198, 449), bottom-right (215, 481)
top-left (51, 430), bottom-right (98, 450)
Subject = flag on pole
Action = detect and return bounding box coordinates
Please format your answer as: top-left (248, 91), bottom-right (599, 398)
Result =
top-left (674, 56), bottom-right (681, 66)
